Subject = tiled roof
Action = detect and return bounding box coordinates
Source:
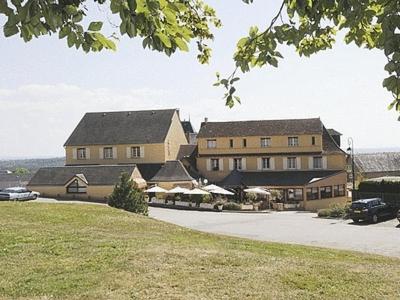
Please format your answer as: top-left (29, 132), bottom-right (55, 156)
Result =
top-left (219, 170), bottom-right (344, 187)
top-left (197, 118), bottom-right (323, 138)
top-left (327, 128), bottom-right (342, 136)
top-left (322, 127), bottom-right (344, 154)
top-left (354, 152), bottom-right (400, 173)
top-left (64, 109), bottom-right (177, 146)
top-left (149, 160), bottom-right (194, 182)
top-left (135, 163), bottom-right (163, 181)
top-left (28, 165), bottom-right (138, 186)
top-left (177, 145), bottom-right (197, 160)
top-left (181, 121), bottom-right (194, 134)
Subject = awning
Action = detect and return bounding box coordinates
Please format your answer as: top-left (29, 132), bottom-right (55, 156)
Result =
top-left (184, 188), bottom-right (210, 195)
top-left (145, 185), bottom-right (167, 193)
top-left (167, 186), bottom-right (190, 194)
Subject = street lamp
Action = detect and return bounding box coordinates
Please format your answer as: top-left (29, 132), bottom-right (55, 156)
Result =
top-left (347, 137), bottom-right (355, 201)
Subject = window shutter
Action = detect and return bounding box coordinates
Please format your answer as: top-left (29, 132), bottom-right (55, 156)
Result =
top-left (257, 158), bottom-right (262, 170)
top-left (270, 157), bottom-right (275, 170)
top-left (99, 147), bottom-right (104, 159)
top-left (229, 159), bottom-right (234, 171)
top-left (283, 158), bottom-right (287, 170)
top-left (219, 159), bottom-right (224, 171)
top-left (72, 148), bottom-right (77, 160)
top-left (296, 157), bottom-right (301, 170)
top-left (126, 147), bottom-right (131, 158)
top-left (322, 156), bottom-right (328, 169)
top-left (308, 157), bottom-right (313, 169)
top-left (242, 158), bottom-right (247, 170)
top-left (86, 148), bottom-right (90, 159)
top-left (140, 146), bottom-right (145, 158)
top-left (206, 159), bottom-right (211, 171)
top-left (112, 147), bottom-right (117, 159)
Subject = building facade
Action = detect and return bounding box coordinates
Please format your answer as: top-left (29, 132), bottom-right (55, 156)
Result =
top-left (197, 118), bottom-right (348, 210)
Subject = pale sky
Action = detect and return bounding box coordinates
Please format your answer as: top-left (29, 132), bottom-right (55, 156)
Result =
top-left (0, 1), bottom-right (398, 158)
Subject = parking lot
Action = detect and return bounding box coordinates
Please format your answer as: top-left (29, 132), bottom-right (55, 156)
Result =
top-left (150, 207), bottom-right (400, 258)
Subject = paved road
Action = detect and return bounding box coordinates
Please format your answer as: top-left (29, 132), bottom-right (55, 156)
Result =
top-left (150, 207), bottom-right (400, 258)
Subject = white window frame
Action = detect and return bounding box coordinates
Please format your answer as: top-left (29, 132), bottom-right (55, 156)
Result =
top-left (233, 158), bottom-right (242, 170)
top-left (260, 137), bottom-right (271, 148)
top-left (77, 148), bottom-right (86, 160)
top-left (211, 158), bottom-right (219, 171)
top-left (288, 137), bottom-right (299, 147)
top-left (287, 157), bottom-right (297, 169)
top-left (262, 157), bottom-right (270, 169)
top-left (103, 147), bottom-right (113, 159)
top-left (207, 139), bottom-right (217, 149)
top-left (313, 156), bottom-right (322, 169)
top-left (131, 146), bottom-right (141, 158)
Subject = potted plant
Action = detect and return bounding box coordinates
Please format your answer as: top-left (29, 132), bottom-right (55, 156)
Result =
top-left (166, 195), bottom-right (174, 205)
top-left (175, 195), bottom-right (189, 207)
top-left (214, 201), bottom-right (224, 211)
top-left (199, 194), bottom-right (213, 209)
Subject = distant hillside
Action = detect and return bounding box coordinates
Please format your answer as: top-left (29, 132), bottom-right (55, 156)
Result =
top-left (0, 157), bottom-right (65, 173)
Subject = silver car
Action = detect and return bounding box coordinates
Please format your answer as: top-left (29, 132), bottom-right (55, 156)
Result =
top-left (0, 187), bottom-right (40, 201)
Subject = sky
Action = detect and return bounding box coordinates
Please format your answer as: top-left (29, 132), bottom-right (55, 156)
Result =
top-left (0, 1), bottom-right (399, 159)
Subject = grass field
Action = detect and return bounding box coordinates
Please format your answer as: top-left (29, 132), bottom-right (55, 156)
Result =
top-left (0, 202), bottom-right (399, 299)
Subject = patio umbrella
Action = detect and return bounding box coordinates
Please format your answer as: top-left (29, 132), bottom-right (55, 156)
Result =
top-left (167, 186), bottom-right (190, 194)
top-left (209, 187), bottom-right (234, 195)
top-left (184, 188), bottom-right (210, 195)
top-left (244, 187), bottom-right (271, 195)
top-left (145, 186), bottom-right (167, 193)
top-left (203, 184), bottom-right (220, 191)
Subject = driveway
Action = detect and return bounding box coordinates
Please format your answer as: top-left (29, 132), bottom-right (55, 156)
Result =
top-left (150, 207), bottom-right (400, 258)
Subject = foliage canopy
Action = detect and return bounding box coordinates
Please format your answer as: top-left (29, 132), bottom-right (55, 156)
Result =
top-left (1, 0), bottom-right (400, 117)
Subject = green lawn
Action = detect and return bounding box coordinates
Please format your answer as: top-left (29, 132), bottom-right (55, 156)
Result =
top-left (0, 203), bottom-right (399, 299)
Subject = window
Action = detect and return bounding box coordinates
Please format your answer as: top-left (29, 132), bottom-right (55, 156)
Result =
top-left (306, 187), bottom-right (319, 200)
top-left (320, 186), bottom-right (332, 198)
top-left (211, 159), bottom-right (220, 171)
top-left (262, 157), bottom-right (270, 169)
top-left (131, 146), bottom-right (141, 158)
top-left (77, 148), bottom-right (86, 160)
top-left (233, 158), bottom-right (242, 170)
top-left (104, 147), bottom-right (113, 159)
top-left (243, 139), bottom-right (247, 148)
top-left (313, 156), bottom-right (322, 169)
top-left (288, 137), bottom-right (299, 147)
top-left (207, 139), bottom-right (216, 149)
top-left (333, 184), bottom-right (345, 197)
top-left (66, 179), bottom-right (87, 194)
top-left (312, 136), bottom-right (316, 145)
top-left (229, 139), bottom-right (234, 148)
top-left (260, 137), bottom-right (271, 148)
top-left (287, 157), bottom-right (297, 169)
top-left (288, 188), bottom-right (303, 201)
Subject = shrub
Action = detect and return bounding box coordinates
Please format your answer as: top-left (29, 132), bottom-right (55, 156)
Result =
top-left (317, 209), bottom-right (330, 218)
top-left (223, 202), bottom-right (241, 211)
top-left (317, 204), bottom-right (350, 219)
top-left (108, 172), bottom-right (148, 216)
top-left (201, 194), bottom-right (212, 203)
top-left (245, 192), bottom-right (257, 203)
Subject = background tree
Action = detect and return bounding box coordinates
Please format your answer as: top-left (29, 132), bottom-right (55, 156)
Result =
top-left (14, 167), bottom-right (30, 175)
top-left (1, 0), bottom-right (399, 117)
top-left (108, 172), bottom-right (148, 215)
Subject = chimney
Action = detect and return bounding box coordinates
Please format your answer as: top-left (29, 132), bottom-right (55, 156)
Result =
top-left (204, 117), bottom-right (208, 123)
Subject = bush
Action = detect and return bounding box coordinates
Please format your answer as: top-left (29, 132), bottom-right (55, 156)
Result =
top-left (223, 202), bottom-right (241, 211)
top-left (317, 204), bottom-right (350, 219)
top-left (201, 194), bottom-right (212, 203)
top-left (358, 180), bottom-right (400, 193)
top-left (245, 192), bottom-right (257, 203)
top-left (317, 209), bottom-right (330, 218)
top-left (108, 172), bottom-right (148, 216)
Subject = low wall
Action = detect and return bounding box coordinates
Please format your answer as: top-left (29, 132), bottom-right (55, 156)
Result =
top-left (304, 196), bottom-right (350, 211)
top-left (28, 185), bottom-right (113, 202)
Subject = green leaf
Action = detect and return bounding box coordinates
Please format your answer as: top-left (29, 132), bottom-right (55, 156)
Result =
top-left (4, 24), bottom-right (19, 37)
top-left (88, 22), bottom-right (103, 32)
top-left (156, 32), bottom-right (171, 48)
top-left (175, 38), bottom-right (188, 51)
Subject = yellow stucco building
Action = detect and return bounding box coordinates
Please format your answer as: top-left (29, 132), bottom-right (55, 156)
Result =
top-left (196, 118), bottom-right (348, 211)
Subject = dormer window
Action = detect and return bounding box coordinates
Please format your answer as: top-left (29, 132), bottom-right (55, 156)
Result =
top-left (288, 137), bottom-right (299, 147)
top-left (207, 139), bottom-right (217, 149)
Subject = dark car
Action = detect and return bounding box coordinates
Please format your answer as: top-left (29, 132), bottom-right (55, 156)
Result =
top-left (397, 209), bottom-right (400, 223)
top-left (349, 198), bottom-right (394, 224)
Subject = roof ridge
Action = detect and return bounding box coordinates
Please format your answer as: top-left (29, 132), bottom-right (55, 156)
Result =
top-left (202, 117), bottom-right (321, 124)
top-left (85, 108), bottom-right (177, 114)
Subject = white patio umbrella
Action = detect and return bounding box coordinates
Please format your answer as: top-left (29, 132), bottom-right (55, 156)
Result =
top-left (184, 188), bottom-right (210, 195)
top-left (145, 186), bottom-right (167, 193)
top-left (209, 187), bottom-right (234, 195)
top-left (167, 186), bottom-right (190, 194)
top-left (202, 184), bottom-right (220, 191)
top-left (244, 187), bottom-right (271, 195)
